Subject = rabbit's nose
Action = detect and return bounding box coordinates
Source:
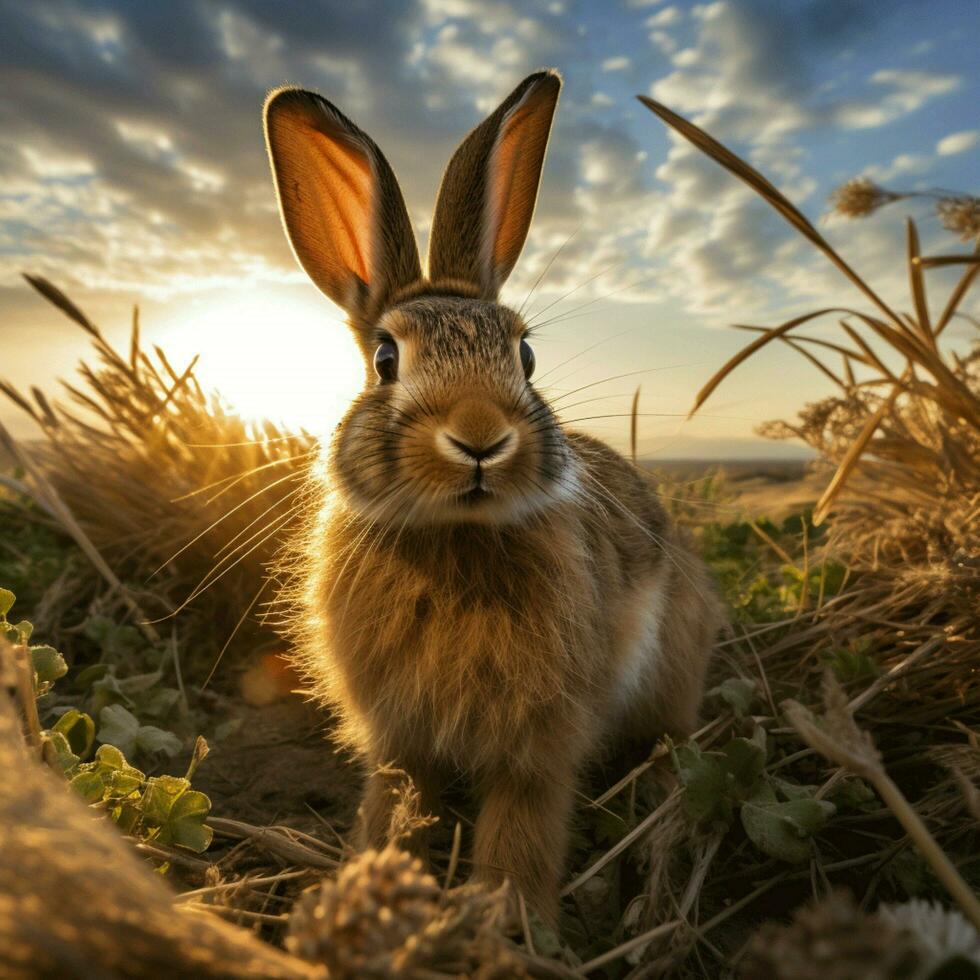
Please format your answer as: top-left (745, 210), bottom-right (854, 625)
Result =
top-left (446, 432), bottom-right (513, 463)
top-left (438, 399), bottom-right (517, 467)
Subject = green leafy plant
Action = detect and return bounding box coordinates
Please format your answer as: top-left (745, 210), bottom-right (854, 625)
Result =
top-left (0, 499), bottom-right (81, 612)
top-left (672, 725), bottom-right (836, 864)
top-left (96, 703), bottom-right (182, 758)
top-left (74, 662), bottom-right (182, 722)
top-left (69, 738), bottom-right (213, 852)
top-left (1, 586), bottom-right (67, 696)
top-left (699, 515), bottom-right (849, 624)
top-left (823, 637), bottom-right (880, 684)
top-left (3, 587), bottom-right (213, 854)
top-left (705, 676), bottom-right (760, 719)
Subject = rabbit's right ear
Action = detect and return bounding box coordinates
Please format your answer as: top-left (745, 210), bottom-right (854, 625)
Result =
top-left (265, 88), bottom-right (421, 326)
top-left (428, 70), bottom-right (561, 299)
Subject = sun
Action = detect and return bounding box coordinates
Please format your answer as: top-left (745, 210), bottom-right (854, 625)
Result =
top-left (156, 290), bottom-right (364, 436)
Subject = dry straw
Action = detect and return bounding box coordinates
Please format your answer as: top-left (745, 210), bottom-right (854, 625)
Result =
top-left (785, 673), bottom-right (980, 930)
top-left (3, 276), bottom-right (317, 661)
top-left (638, 97), bottom-right (979, 582)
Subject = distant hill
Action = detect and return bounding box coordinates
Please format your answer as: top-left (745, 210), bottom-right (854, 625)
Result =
top-left (638, 436), bottom-right (815, 463)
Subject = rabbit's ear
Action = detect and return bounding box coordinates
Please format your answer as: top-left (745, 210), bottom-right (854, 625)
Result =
top-left (428, 70), bottom-right (561, 299)
top-left (265, 88), bottom-right (421, 324)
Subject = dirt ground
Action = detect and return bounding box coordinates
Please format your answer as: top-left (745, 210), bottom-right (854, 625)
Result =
top-left (193, 696), bottom-right (361, 835)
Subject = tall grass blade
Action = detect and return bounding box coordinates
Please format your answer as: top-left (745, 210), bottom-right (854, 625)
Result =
top-left (22, 274), bottom-right (99, 336)
top-left (915, 255), bottom-right (980, 268)
top-left (690, 309), bottom-right (843, 415)
top-left (630, 387), bottom-right (640, 464)
top-left (906, 219), bottom-right (934, 347)
top-left (637, 96), bottom-right (906, 330)
top-left (812, 382), bottom-right (904, 526)
top-left (934, 241), bottom-right (980, 337)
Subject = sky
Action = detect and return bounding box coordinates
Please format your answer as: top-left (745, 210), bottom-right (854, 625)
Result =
top-left (1, 0), bottom-right (978, 458)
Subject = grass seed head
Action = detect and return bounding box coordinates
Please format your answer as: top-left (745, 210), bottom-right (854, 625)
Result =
top-left (937, 196), bottom-right (980, 241)
top-left (782, 672), bottom-right (882, 781)
top-left (741, 891), bottom-right (927, 980)
top-left (287, 846), bottom-right (518, 979)
top-left (828, 177), bottom-right (900, 219)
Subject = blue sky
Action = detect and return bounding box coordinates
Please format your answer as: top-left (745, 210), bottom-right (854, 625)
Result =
top-left (1, 0), bottom-right (977, 456)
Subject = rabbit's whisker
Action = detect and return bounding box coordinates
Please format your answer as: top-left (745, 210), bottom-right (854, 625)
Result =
top-left (515, 222), bottom-right (583, 319)
top-left (214, 482), bottom-right (308, 559)
top-left (541, 364), bottom-right (700, 403)
top-left (171, 448), bottom-right (317, 503)
top-left (580, 470), bottom-right (709, 597)
top-left (528, 270), bottom-right (669, 334)
top-left (149, 468), bottom-right (305, 581)
top-left (181, 433), bottom-right (310, 448)
top-left (531, 328), bottom-right (639, 386)
top-left (203, 577), bottom-right (271, 690)
top-left (169, 495), bottom-right (305, 617)
top-left (523, 258), bottom-right (624, 327)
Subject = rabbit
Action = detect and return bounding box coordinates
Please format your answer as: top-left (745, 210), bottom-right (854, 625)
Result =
top-left (264, 69), bottom-right (723, 925)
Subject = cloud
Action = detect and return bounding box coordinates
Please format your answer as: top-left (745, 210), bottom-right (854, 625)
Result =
top-left (0, 0), bottom-right (972, 338)
top-left (645, 6), bottom-right (682, 27)
top-left (862, 151), bottom-right (932, 183)
top-left (671, 48), bottom-right (701, 67)
top-left (832, 69), bottom-right (961, 129)
top-left (404, 5), bottom-right (565, 114)
top-left (601, 55), bottom-right (631, 71)
top-left (0, 0), bottom-right (614, 310)
top-left (419, 0), bottom-right (520, 32)
top-left (0, 0), bottom-right (433, 295)
top-left (631, 0), bottom-right (972, 323)
top-left (648, 30), bottom-right (677, 55)
top-left (937, 129), bottom-right (979, 156)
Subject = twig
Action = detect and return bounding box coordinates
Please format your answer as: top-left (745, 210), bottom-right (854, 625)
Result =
top-left (133, 840), bottom-right (213, 873)
top-left (444, 821), bottom-right (462, 894)
top-left (180, 902), bottom-right (288, 925)
top-left (519, 891), bottom-right (536, 956)
top-left (579, 920), bottom-right (682, 974)
top-left (562, 790), bottom-right (678, 896)
top-left (847, 632), bottom-right (947, 712)
top-left (208, 817), bottom-right (338, 870)
top-left (872, 770), bottom-right (980, 930)
top-left (176, 869), bottom-right (312, 903)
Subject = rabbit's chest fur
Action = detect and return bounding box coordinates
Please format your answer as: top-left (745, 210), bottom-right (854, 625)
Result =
top-left (295, 464), bottom-right (670, 772)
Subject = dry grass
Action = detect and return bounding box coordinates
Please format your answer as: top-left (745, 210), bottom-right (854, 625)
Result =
top-left (640, 94), bottom-right (979, 576)
top-left (2, 276), bottom-right (317, 666)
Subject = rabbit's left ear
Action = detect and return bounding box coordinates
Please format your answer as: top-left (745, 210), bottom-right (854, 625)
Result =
top-left (428, 70), bottom-right (561, 299)
top-left (265, 88), bottom-right (421, 328)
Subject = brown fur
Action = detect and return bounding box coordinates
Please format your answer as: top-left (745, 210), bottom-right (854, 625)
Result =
top-left (266, 71), bottom-right (724, 923)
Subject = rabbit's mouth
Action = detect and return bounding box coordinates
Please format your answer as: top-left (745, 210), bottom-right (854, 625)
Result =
top-left (458, 484), bottom-right (492, 506)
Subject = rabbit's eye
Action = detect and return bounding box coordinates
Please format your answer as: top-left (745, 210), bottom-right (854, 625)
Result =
top-left (374, 341), bottom-right (398, 383)
top-left (520, 338), bottom-right (535, 380)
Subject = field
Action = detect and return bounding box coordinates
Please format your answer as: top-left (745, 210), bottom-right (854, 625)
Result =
top-left (2, 107), bottom-right (978, 978)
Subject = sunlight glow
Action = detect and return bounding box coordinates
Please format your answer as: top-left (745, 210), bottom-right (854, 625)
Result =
top-left (156, 291), bottom-right (364, 436)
